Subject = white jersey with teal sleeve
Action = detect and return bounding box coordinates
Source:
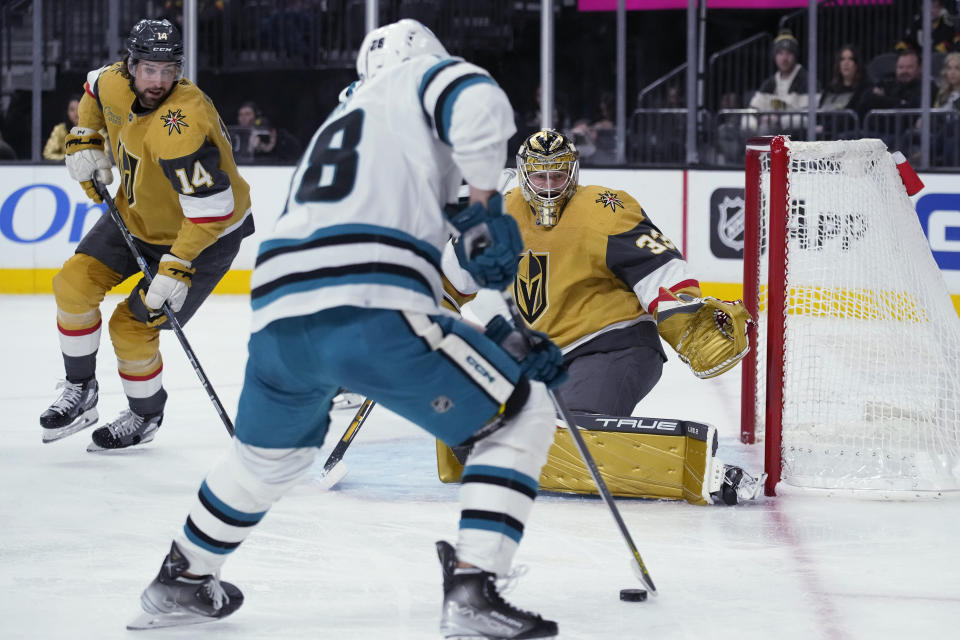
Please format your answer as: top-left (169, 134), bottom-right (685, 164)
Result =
top-left (249, 56), bottom-right (516, 333)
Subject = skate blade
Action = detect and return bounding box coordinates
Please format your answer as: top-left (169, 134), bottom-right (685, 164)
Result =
top-left (127, 609), bottom-right (220, 630)
top-left (41, 410), bottom-right (99, 443)
top-left (444, 633), bottom-right (556, 640)
top-left (314, 462), bottom-right (349, 490)
top-left (86, 431), bottom-right (157, 453)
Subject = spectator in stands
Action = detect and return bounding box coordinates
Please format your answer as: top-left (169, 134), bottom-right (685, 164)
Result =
top-left (748, 29), bottom-right (813, 136)
top-left (43, 96), bottom-right (81, 162)
top-left (896, 0), bottom-right (959, 54)
top-left (0, 130), bottom-right (16, 160)
top-left (935, 51), bottom-right (960, 109)
top-left (715, 90), bottom-right (749, 164)
top-left (859, 49), bottom-right (936, 112)
top-left (820, 45), bottom-right (871, 116)
top-left (932, 52), bottom-right (960, 165)
top-left (234, 101), bottom-right (277, 163)
top-left (524, 85), bottom-right (569, 132)
top-left (569, 91), bottom-right (615, 164)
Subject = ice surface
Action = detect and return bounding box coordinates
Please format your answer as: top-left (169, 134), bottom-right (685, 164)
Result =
top-left (2, 294), bottom-right (958, 640)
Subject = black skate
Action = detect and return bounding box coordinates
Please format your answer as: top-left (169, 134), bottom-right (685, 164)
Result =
top-left (128, 541), bottom-right (243, 630)
top-left (40, 379), bottom-right (99, 443)
top-left (436, 541), bottom-right (557, 639)
top-left (87, 409), bottom-right (162, 452)
top-left (711, 465), bottom-right (766, 505)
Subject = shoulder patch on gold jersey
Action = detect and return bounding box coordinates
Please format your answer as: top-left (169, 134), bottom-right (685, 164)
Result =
top-left (594, 190), bottom-right (624, 212)
top-left (159, 108), bottom-right (189, 135)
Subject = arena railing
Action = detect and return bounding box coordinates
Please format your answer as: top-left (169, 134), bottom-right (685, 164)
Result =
top-left (627, 108), bottom-right (717, 166)
top-left (705, 32), bottom-right (772, 112)
top-left (780, 0), bottom-right (915, 87)
top-left (863, 108), bottom-right (960, 169)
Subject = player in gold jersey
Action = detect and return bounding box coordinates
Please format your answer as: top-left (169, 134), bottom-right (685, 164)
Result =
top-left (439, 129), bottom-right (764, 504)
top-left (40, 18), bottom-right (254, 451)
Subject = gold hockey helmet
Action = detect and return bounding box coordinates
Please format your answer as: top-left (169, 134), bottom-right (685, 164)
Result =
top-left (516, 129), bottom-right (579, 227)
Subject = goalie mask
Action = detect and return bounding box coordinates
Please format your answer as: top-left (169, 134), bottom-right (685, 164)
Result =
top-left (517, 129), bottom-right (579, 227)
top-left (356, 19), bottom-right (447, 84)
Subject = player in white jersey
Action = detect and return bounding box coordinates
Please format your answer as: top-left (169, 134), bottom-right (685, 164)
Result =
top-left (130, 20), bottom-right (566, 639)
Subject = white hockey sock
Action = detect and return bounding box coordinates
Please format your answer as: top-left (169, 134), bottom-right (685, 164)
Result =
top-left (455, 383), bottom-right (555, 577)
top-left (175, 440), bottom-right (317, 575)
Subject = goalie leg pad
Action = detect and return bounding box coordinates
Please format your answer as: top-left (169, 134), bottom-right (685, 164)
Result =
top-left (455, 382), bottom-right (555, 577)
top-left (439, 414), bottom-right (746, 505)
top-left (175, 440), bottom-right (317, 576)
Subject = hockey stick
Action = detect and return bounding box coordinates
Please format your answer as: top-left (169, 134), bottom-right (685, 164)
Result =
top-left (500, 290), bottom-right (658, 595)
top-left (91, 177), bottom-right (235, 437)
top-left (315, 398), bottom-right (376, 489)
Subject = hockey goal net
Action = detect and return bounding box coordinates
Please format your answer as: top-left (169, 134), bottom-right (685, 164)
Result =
top-left (741, 136), bottom-right (960, 498)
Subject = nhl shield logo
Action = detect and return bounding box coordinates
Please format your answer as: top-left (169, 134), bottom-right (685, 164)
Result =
top-left (515, 250), bottom-right (549, 325)
top-left (716, 195), bottom-right (745, 251)
top-left (431, 395), bottom-right (453, 413)
top-left (709, 188), bottom-right (746, 259)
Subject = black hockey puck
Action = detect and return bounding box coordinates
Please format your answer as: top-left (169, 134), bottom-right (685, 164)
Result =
top-left (619, 588), bottom-right (648, 602)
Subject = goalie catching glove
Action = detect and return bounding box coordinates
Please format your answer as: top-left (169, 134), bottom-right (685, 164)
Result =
top-left (655, 288), bottom-right (752, 379)
top-left (64, 126), bottom-right (113, 203)
top-left (139, 253), bottom-right (195, 326)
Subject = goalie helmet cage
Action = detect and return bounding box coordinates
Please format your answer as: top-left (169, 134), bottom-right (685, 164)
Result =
top-left (740, 136), bottom-right (960, 499)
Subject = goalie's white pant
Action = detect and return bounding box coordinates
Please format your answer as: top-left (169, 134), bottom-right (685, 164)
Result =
top-left (174, 384), bottom-right (555, 579)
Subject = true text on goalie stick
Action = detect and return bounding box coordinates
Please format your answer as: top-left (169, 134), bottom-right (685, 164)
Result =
top-left (92, 177), bottom-right (235, 438)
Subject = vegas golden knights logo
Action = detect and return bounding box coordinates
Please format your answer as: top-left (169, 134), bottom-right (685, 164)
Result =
top-left (515, 250), bottom-right (549, 325)
top-left (117, 141), bottom-right (141, 206)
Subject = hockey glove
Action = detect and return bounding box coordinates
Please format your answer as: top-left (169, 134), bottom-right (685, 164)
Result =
top-left (655, 288), bottom-right (752, 379)
top-left (485, 315), bottom-right (569, 389)
top-left (64, 126), bottom-right (113, 203)
top-left (451, 193), bottom-right (523, 290)
top-left (142, 253), bottom-right (195, 322)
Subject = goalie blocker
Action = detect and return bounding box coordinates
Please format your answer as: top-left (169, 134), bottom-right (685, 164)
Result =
top-left (437, 413), bottom-right (764, 505)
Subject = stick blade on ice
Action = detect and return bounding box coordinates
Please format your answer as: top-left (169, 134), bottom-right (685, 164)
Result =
top-left (314, 462), bottom-right (349, 490)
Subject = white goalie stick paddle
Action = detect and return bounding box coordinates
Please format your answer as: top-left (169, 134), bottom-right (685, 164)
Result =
top-left (315, 398), bottom-right (376, 490)
top-left (500, 290), bottom-right (658, 595)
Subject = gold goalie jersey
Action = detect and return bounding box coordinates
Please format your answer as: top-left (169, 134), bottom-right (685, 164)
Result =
top-left (79, 62), bottom-right (252, 261)
top-left (504, 184), bottom-right (700, 351)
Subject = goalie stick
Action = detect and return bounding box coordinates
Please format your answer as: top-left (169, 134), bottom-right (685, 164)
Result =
top-left (315, 398), bottom-right (376, 490)
top-left (500, 290), bottom-right (659, 596)
top-left (91, 177), bottom-right (235, 437)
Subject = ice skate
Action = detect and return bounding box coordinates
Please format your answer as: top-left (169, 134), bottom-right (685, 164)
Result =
top-left (436, 541), bottom-right (557, 640)
top-left (128, 541), bottom-right (243, 630)
top-left (40, 379), bottom-right (99, 443)
top-left (87, 409), bottom-right (163, 452)
top-left (711, 465), bottom-right (766, 505)
top-left (332, 391), bottom-right (364, 411)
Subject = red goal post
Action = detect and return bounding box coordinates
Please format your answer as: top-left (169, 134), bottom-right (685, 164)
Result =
top-left (741, 136), bottom-right (960, 498)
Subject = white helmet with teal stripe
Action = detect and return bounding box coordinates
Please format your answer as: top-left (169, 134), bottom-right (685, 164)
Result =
top-left (356, 19), bottom-right (447, 84)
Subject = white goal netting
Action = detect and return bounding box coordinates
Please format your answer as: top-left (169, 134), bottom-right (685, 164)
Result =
top-left (751, 139), bottom-right (960, 496)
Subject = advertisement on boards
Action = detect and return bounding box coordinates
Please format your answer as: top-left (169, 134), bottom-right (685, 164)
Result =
top-left (2, 164), bottom-right (959, 302)
top-left (686, 170), bottom-right (960, 297)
